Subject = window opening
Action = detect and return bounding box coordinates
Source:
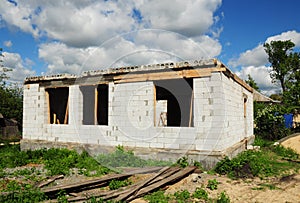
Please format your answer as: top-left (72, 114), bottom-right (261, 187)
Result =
top-left (80, 84), bottom-right (109, 125)
top-left (154, 78), bottom-right (193, 127)
top-left (46, 87), bottom-right (69, 124)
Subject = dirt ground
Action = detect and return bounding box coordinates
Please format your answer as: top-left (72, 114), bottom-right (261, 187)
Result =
top-left (281, 133), bottom-right (300, 155)
top-left (131, 171), bottom-right (300, 203)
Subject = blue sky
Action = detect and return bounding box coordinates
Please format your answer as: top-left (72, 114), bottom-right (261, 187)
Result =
top-left (1, 0), bottom-right (300, 95)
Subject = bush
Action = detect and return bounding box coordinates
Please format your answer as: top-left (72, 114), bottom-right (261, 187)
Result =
top-left (192, 187), bottom-right (208, 200)
top-left (254, 103), bottom-right (290, 140)
top-left (207, 179), bottom-right (219, 190)
top-left (96, 145), bottom-right (171, 168)
top-left (217, 191), bottom-right (230, 203)
top-left (174, 189), bottom-right (190, 202)
top-left (214, 148), bottom-right (300, 179)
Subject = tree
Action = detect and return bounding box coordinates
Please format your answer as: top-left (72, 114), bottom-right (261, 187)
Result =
top-left (245, 74), bottom-right (260, 91)
top-left (264, 40), bottom-right (300, 106)
top-left (0, 48), bottom-right (23, 130)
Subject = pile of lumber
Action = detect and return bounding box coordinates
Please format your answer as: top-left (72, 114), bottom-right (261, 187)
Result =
top-left (42, 166), bottom-right (197, 202)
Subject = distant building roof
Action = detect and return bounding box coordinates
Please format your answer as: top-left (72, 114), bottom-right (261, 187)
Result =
top-left (253, 90), bottom-right (280, 103)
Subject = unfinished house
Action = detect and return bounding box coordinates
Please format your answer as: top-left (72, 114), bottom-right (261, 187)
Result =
top-left (21, 59), bottom-right (254, 168)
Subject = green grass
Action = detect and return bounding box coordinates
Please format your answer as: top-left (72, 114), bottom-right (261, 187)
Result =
top-left (214, 143), bottom-right (300, 179)
top-left (96, 145), bottom-right (172, 169)
top-left (144, 188), bottom-right (231, 203)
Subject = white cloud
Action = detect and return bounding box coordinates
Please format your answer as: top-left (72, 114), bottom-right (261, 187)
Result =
top-left (235, 65), bottom-right (280, 95)
top-left (4, 40), bottom-right (12, 48)
top-left (0, 0), bottom-right (223, 79)
top-left (229, 30), bottom-right (300, 68)
top-left (266, 30), bottom-right (300, 46)
top-left (228, 44), bottom-right (268, 68)
top-left (138, 0), bottom-right (222, 37)
top-left (38, 30), bottom-right (222, 74)
top-left (229, 30), bottom-right (300, 95)
top-left (2, 52), bottom-right (36, 83)
top-left (0, 1), bottom-right (39, 37)
top-left (0, 0), bottom-right (222, 47)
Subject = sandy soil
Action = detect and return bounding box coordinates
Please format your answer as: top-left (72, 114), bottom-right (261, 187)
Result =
top-left (281, 133), bottom-right (300, 155)
top-left (131, 171), bottom-right (300, 203)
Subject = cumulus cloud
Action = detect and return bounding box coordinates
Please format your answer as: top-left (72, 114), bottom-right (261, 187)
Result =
top-left (0, 0), bottom-right (223, 77)
top-left (235, 65), bottom-right (280, 95)
top-left (2, 52), bottom-right (36, 83)
top-left (229, 30), bottom-right (300, 94)
top-left (229, 30), bottom-right (300, 68)
top-left (0, 0), bottom-right (222, 47)
top-left (38, 30), bottom-right (222, 74)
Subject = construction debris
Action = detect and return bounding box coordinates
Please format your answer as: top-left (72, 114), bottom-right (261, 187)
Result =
top-left (42, 166), bottom-right (197, 202)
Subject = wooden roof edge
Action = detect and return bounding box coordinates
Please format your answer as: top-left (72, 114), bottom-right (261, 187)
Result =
top-left (220, 63), bottom-right (254, 93)
top-left (24, 58), bottom-right (221, 84)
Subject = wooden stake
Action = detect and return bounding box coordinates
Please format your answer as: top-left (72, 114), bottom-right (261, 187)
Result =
top-left (64, 97), bottom-right (69, 124)
top-left (189, 89), bottom-right (194, 127)
top-left (53, 113), bottom-right (56, 124)
top-left (153, 85), bottom-right (156, 126)
top-left (94, 86), bottom-right (98, 125)
top-left (45, 91), bottom-right (50, 124)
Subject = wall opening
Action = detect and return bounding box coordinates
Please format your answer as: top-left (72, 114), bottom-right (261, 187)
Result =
top-left (80, 84), bottom-right (109, 125)
top-left (46, 87), bottom-right (69, 124)
top-left (243, 96), bottom-right (248, 118)
top-left (154, 78), bottom-right (193, 127)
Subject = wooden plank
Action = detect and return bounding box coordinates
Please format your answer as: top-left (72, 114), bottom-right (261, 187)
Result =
top-left (45, 91), bottom-right (51, 124)
top-left (113, 67), bottom-right (226, 84)
top-left (42, 173), bottom-right (131, 195)
top-left (94, 86), bottom-right (98, 125)
top-left (115, 167), bottom-right (170, 202)
top-left (64, 97), bottom-right (69, 124)
top-left (88, 167), bottom-right (180, 201)
top-left (126, 166), bottom-right (196, 202)
top-left (42, 167), bottom-right (164, 196)
top-left (53, 113), bottom-right (56, 124)
top-left (153, 85), bottom-right (156, 127)
top-left (37, 175), bottom-right (64, 188)
top-left (189, 89), bottom-right (194, 127)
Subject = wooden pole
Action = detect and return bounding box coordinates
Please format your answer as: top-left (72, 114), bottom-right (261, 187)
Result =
top-left (153, 85), bottom-right (156, 127)
top-left (46, 91), bottom-right (51, 124)
top-left (94, 86), bottom-right (98, 125)
top-left (64, 97), bottom-right (69, 124)
top-left (188, 90), bottom-right (194, 127)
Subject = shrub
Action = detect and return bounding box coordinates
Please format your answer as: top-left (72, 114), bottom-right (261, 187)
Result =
top-left (217, 191), bottom-right (230, 203)
top-left (192, 187), bottom-right (208, 200)
top-left (207, 179), bottom-right (219, 190)
top-left (174, 189), bottom-right (190, 202)
top-left (176, 157), bottom-right (189, 168)
top-left (254, 103), bottom-right (290, 140)
top-left (144, 190), bottom-right (170, 203)
top-left (108, 179), bottom-right (132, 190)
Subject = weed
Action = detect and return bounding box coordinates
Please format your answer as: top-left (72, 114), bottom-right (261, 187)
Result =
top-left (174, 189), bottom-right (190, 202)
top-left (192, 187), bottom-right (208, 200)
top-left (214, 148), bottom-right (300, 179)
top-left (217, 191), bottom-right (230, 203)
top-left (207, 179), bottom-right (219, 190)
top-left (193, 161), bottom-right (203, 170)
top-left (57, 190), bottom-right (68, 203)
top-left (0, 180), bottom-right (46, 202)
top-left (96, 145), bottom-right (171, 168)
top-left (176, 157), bottom-right (189, 168)
top-left (108, 178), bottom-right (132, 190)
top-left (144, 190), bottom-right (170, 203)
top-left (272, 145), bottom-right (299, 159)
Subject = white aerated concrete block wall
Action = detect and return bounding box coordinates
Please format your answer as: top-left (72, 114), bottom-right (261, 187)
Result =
top-left (193, 72), bottom-right (253, 152)
top-left (23, 84), bottom-right (46, 140)
top-left (23, 72), bottom-right (253, 159)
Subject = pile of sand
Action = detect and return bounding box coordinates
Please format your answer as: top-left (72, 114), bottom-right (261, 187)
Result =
top-left (280, 133), bottom-right (300, 154)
